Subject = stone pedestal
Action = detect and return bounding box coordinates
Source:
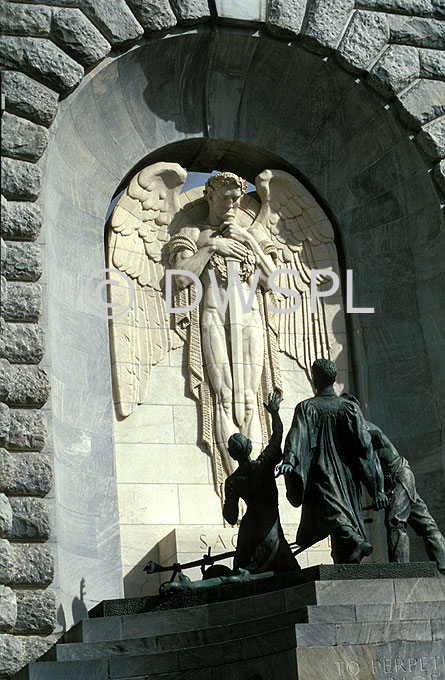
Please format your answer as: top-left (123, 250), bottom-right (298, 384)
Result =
top-left (12, 563), bottom-right (444, 680)
top-left (294, 565), bottom-right (445, 679)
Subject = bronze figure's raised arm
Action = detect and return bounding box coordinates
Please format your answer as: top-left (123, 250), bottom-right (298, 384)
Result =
top-left (223, 391), bottom-right (300, 574)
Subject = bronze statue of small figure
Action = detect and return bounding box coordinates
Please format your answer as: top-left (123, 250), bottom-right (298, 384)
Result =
top-left (280, 360), bottom-right (388, 564)
top-left (223, 391), bottom-right (300, 574)
top-left (367, 421), bottom-right (445, 575)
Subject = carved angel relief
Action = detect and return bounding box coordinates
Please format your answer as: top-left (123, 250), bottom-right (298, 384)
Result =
top-left (107, 163), bottom-right (343, 494)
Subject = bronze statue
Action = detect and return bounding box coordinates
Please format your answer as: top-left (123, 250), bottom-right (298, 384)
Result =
top-left (223, 391), bottom-right (300, 574)
top-left (367, 421), bottom-right (445, 575)
top-left (280, 360), bottom-right (388, 564)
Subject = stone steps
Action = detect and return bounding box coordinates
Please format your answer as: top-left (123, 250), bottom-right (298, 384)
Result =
top-left (13, 625), bottom-right (298, 679)
top-left (42, 607), bottom-right (307, 662)
top-left (16, 650), bottom-right (298, 680)
top-left (61, 580), bottom-right (318, 644)
top-left (53, 576), bottom-right (445, 648)
top-left (12, 570), bottom-right (445, 680)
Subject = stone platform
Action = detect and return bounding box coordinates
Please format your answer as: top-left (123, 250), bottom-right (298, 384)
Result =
top-left (11, 564), bottom-right (445, 680)
top-left (89, 561), bottom-right (439, 617)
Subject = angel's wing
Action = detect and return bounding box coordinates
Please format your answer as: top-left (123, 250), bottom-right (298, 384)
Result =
top-left (108, 162), bottom-right (187, 417)
top-left (254, 169), bottom-right (340, 377)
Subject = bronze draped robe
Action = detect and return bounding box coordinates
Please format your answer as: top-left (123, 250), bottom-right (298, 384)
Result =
top-left (284, 388), bottom-right (379, 548)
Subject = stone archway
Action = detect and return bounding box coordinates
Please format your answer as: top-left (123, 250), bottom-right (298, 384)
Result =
top-left (2, 2), bottom-right (445, 672)
top-left (42, 24), bottom-right (443, 609)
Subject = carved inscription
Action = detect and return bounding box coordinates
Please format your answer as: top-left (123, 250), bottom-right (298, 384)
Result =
top-left (336, 661), bottom-right (361, 676)
top-left (335, 655), bottom-right (445, 679)
top-left (199, 532), bottom-right (238, 551)
top-left (198, 531), bottom-right (329, 552)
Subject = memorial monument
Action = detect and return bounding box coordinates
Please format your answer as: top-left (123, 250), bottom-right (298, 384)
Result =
top-left (1, 0), bottom-right (445, 676)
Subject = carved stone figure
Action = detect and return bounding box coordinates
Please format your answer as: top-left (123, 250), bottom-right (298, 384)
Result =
top-left (107, 162), bottom-right (343, 491)
top-left (367, 421), bottom-right (445, 575)
top-left (171, 172), bottom-right (276, 475)
top-left (223, 391), bottom-right (300, 574)
top-left (280, 360), bottom-right (388, 564)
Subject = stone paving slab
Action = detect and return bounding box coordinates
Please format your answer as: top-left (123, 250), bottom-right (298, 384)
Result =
top-left (315, 576), bottom-right (445, 606)
top-left (394, 576), bottom-right (445, 602)
top-left (13, 658), bottom-right (108, 680)
top-left (355, 600), bottom-right (445, 622)
top-left (109, 648), bottom-right (298, 680)
top-left (296, 619), bottom-right (434, 647)
top-left (315, 579), bottom-right (396, 605)
top-left (308, 600), bottom-right (445, 623)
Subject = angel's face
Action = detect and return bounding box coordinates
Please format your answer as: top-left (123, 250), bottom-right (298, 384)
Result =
top-left (208, 185), bottom-right (243, 224)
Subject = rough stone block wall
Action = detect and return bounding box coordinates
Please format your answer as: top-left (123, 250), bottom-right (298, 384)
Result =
top-left (0, 28), bottom-right (57, 668)
top-left (1, 0), bottom-right (444, 675)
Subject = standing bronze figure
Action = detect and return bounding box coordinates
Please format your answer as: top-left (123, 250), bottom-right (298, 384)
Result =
top-left (367, 421), bottom-right (445, 575)
top-left (223, 392), bottom-right (300, 574)
top-left (280, 360), bottom-right (388, 564)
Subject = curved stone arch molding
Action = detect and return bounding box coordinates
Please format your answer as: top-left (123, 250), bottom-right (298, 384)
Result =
top-left (1, 0), bottom-right (445, 191)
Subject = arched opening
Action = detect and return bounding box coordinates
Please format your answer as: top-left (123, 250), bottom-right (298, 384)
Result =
top-left (40, 24), bottom-right (444, 624)
top-left (105, 142), bottom-right (352, 596)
